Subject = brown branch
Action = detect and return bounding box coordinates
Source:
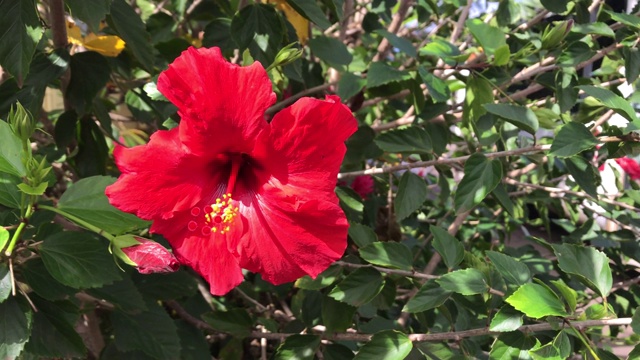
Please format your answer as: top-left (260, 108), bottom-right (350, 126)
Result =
top-left (373, 0), bottom-right (413, 61)
top-left (248, 318), bottom-right (632, 342)
top-left (338, 144), bottom-right (552, 179)
top-left (449, 0), bottom-right (473, 44)
top-left (49, 0), bottom-right (71, 110)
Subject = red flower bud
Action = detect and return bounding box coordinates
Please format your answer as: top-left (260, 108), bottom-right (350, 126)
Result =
top-left (122, 238), bottom-right (180, 274)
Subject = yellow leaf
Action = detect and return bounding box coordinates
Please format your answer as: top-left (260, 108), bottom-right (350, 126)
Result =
top-left (84, 34), bottom-right (126, 57)
top-left (267, 0), bottom-right (309, 44)
top-left (66, 22), bottom-right (85, 46)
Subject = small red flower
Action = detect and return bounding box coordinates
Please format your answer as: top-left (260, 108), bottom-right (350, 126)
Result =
top-left (615, 157), bottom-right (640, 180)
top-left (351, 175), bottom-right (374, 199)
top-left (106, 47), bottom-right (357, 295)
top-left (121, 237), bottom-right (180, 274)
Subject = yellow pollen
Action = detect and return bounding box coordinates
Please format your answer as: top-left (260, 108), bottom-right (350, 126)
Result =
top-left (204, 193), bottom-right (239, 234)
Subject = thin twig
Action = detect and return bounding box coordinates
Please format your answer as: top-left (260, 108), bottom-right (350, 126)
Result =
top-left (335, 260), bottom-right (439, 279)
top-left (338, 144), bottom-right (552, 179)
top-left (265, 83), bottom-right (336, 116)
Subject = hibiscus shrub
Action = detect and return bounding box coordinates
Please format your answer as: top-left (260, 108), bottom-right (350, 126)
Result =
top-left (2, 0), bottom-right (640, 359)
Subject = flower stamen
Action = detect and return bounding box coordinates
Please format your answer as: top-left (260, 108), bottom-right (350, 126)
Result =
top-left (188, 193), bottom-right (239, 235)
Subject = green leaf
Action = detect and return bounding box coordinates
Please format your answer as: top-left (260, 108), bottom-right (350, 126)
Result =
top-left (529, 330), bottom-right (571, 359)
top-left (308, 36), bottom-right (352, 66)
top-left (367, 62), bottom-right (411, 88)
top-left (0, 173), bottom-right (21, 208)
top-left (419, 38), bottom-right (460, 62)
top-left (111, 303), bottom-right (181, 360)
top-left (231, 4), bottom-right (284, 64)
top-left (490, 305), bottom-right (523, 332)
top-left (550, 279), bottom-right (577, 313)
top-left (505, 283), bottom-right (568, 318)
top-left (40, 231), bottom-right (122, 289)
top-left (0, 263), bottom-right (10, 302)
top-left (394, 171), bottom-right (428, 220)
top-left (0, 296), bottom-right (32, 359)
top-left (274, 335), bottom-right (321, 360)
top-left (20, 259), bottom-right (76, 301)
top-left (359, 242), bottom-right (413, 270)
top-left (65, 0), bottom-right (111, 32)
top-left (430, 225), bottom-right (464, 269)
top-left (338, 72), bottom-right (366, 100)
top-left (552, 243), bottom-right (612, 297)
top-left (57, 176), bottom-right (150, 235)
top-left (132, 270), bottom-right (197, 300)
top-left (624, 47), bottom-right (640, 83)
top-left (454, 153), bottom-right (503, 213)
top-left (486, 251), bottom-right (531, 286)
top-left (285, 0), bottom-right (332, 29)
top-left (0, 228), bottom-right (8, 256)
top-left (322, 296), bottom-right (356, 332)
top-left (578, 85), bottom-right (640, 129)
top-left (463, 75), bottom-right (493, 124)
top-left (348, 223), bottom-right (377, 248)
top-left (556, 70), bottom-right (578, 113)
top-left (632, 307), bottom-right (640, 334)
top-left (492, 44), bottom-right (511, 66)
top-left (295, 265), bottom-right (342, 290)
top-left (354, 330), bottom-right (412, 360)
top-left (86, 277), bottom-right (147, 313)
top-left (418, 67), bottom-right (450, 103)
top-left (549, 122), bottom-right (599, 158)
top-left (375, 127), bottom-right (432, 155)
top-left (0, 0), bottom-right (43, 85)
top-left (0, 120), bottom-right (27, 177)
top-left (465, 19), bottom-right (506, 55)
top-left (490, 332), bottom-right (536, 360)
top-left (565, 156), bottom-right (599, 198)
top-left (483, 103), bottom-right (539, 134)
top-left (17, 182), bottom-right (47, 196)
top-left (24, 299), bottom-right (86, 358)
top-left (66, 51), bottom-right (111, 114)
top-left (437, 268), bottom-right (488, 295)
top-left (324, 344), bottom-right (355, 360)
top-left (572, 22), bottom-right (615, 38)
top-left (375, 29), bottom-right (417, 57)
top-left (108, 0), bottom-right (155, 72)
top-left (627, 344), bottom-right (640, 360)
top-left (605, 10), bottom-right (640, 29)
top-left (403, 279), bottom-right (452, 313)
top-left (328, 267), bottom-right (385, 307)
top-left (202, 308), bottom-right (253, 337)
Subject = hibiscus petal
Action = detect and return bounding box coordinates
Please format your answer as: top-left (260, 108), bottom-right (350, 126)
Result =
top-left (106, 128), bottom-right (225, 220)
top-left (157, 47), bottom-right (276, 156)
top-left (151, 211), bottom-right (245, 295)
top-left (268, 95), bottom-right (358, 190)
top-left (231, 176), bottom-right (349, 285)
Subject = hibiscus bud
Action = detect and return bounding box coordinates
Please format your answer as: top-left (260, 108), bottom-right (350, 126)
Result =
top-left (118, 236), bottom-right (180, 274)
top-left (541, 20), bottom-right (573, 50)
top-left (7, 102), bottom-right (34, 146)
top-left (269, 43), bottom-right (303, 70)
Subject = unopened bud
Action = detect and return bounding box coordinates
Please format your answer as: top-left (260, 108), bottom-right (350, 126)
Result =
top-left (541, 20), bottom-right (573, 50)
top-left (8, 102), bottom-right (35, 145)
top-left (267, 43), bottom-right (303, 71)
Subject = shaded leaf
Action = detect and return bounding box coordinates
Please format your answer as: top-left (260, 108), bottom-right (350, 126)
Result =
top-left (550, 122), bottom-right (598, 158)
top-left (0, 296), bottom-right (32, 359)
top-left (437, 268), bottom-right (488, 295)
top-left (359, 242), bottom-right (413, 270)
top-left (308, 36), bottom-right (352, 66)
top-left (454, 153), bottom-right (503, 213)
top-left (430, 225), bottom-right (464, 269)
top-left (484, 103), bottom-right (539, 134)
top-left (40, 231), bottom-right (122, 289)
top-left (108, 0), bottom-right (155, 72)
top-left (367, 62), bottom-right (411, 88)
top-left (403, 279), bottom-right (452, 313)
top-left (202, 308), bottom-right (253, 337)
top-left (490, 305), bottom-right (523, 332)
top-left (274, 335), bottom-right (321, 360)
top-left (0, 0), bottom-right (43, 85)
top-left (375, 127), bottom-right (432, 155)
top-left (65, 0), bottom-right (111, 32)
top-left (354, 330), bottom-right (412, 360)
top-left (328, 267), bottom-right (385, 307)
top-left (552, 243), bottom-right (612, 297)
top-left (486, 251), bottom-right (531, 286)
top-left (394, 171), bottom-right (428, 220)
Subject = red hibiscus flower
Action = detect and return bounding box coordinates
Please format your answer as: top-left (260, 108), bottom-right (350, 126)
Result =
top-left (614, 157), bottom-right (640, 180)
top-left (106, 47), bottom-right (357, 295)
top-left (121, 237), bottom-right (180, 274)
top-left (351, 175), bottom-right (374, 199)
